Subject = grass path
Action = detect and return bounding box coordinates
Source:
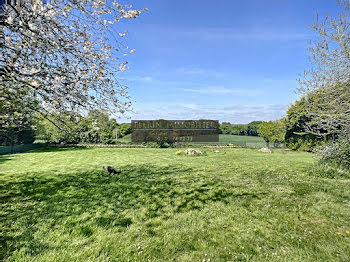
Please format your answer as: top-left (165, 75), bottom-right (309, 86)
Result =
top-left (1, 148), bottom-right (349, 261)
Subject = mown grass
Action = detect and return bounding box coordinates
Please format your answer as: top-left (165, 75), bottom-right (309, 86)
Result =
top-left (1, 147), bottom-right (350, 261)
top-left (217, 134), bottom-right (265, 143)
top-left (119, 134), bottom-right (267, 147)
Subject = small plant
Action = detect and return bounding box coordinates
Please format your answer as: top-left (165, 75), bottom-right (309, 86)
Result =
top-left (184, 148), bottom-right (206, 156)
top-left (175, 150), bottom-right (185, 155)
top-left (310, 162), bottom-right (350, 179)
top-left (145, 142), bottom-right (160, 148)
top-left (175, 149), bottom-right (206, 156)
top-left (315, 135), bottom-right (350, 171)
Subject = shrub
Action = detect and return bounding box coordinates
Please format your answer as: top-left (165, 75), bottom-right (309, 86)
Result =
top-left (145, 142), bottom-right (160, 148)
top-left (173, 142), bottom-right (187, 148)
top-left (158, 142), bottom-right (170, 148)
top-left (310, 162), bottom-right (350, 179)
top-left (258, 120), bottom-right (286, 146)
top-left (316, 135), bottom-right (350, 170)
top-left (184, 149), bottom-right (206, 156)
top-left (286, 137), bottom-right (318, 152)
top-left (175, 150), bottom-right (185, 155)
top-left (311, 135), bottom-right (350, 179)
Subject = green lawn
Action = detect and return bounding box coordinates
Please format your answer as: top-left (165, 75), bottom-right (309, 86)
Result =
top-left (1, 147), bottom-right (350, 261)
top-left (209, 134), bottom-right (266, 147)
top-left (119, 134), bottom-right (267, 147)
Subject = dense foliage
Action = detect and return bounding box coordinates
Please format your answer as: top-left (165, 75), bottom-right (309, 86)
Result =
top-left (36, 110), bottom-right (121, 144)
top-left (285, 74), bottom-right (349, 153)
top-left (119, 123), bottom-right (132, 137)
top-left (0, 84), bottom-right (37, 146)
top-left (257, 121), bottom-right (286, 146)
top-left (284, 95), bottom-right (323, 151)
top-left (297, 0), bottom-right (350, 169)
top-left (316, 134), bottom-right (350, 168)
top-left (219, 121), bottom-right (263, 136)
top-left (1, 0), bottom-right (144, 135)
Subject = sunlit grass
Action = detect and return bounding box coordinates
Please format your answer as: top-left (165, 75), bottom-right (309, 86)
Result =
top-left (117, 134), bottom-right (266, 147)
top-left (1, 147), bottom-right (350, 261)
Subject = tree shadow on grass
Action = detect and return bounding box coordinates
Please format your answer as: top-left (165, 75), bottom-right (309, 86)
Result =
top-left (0, 147), bottom-right (92, 165)
top-left (0, 164), bottom-right (264, 260)
top-left (27, 146), bottom-right (92, 154)
top-left (0, 156), bottom-right (12, 164)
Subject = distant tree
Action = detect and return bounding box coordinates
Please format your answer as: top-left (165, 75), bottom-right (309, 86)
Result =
top-left (36, 110), bottom-right (119, 144)
top-left (230, 124), bottom-right (247, 135)
top-left (258, 121), bottom-right (286, 147)
top-left (219, 122), bottom-right (232, 134)
top-left (120, 123), bottom-right (132, 136)
top-left (36, 112), bottom-right (87, 144)
top-left (220, 122), bottom-right (263, 136)
top-left (86, 110), bottom-right (119, 143)
top-left (246, 121), bottom-right (263, 136)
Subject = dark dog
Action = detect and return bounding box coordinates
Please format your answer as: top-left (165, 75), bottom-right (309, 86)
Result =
top-left (103, 166), bottom-right (122, 175)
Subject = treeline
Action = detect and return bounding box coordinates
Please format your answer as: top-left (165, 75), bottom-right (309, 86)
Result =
top-left (219, 121), bottom-right (263, 136)
top-left (220, 120), bottom-right (286, 147)
top-left (1, 91), bottom-right (347, 153)
top-left (36, 110), bottom-right (132, 144)
top-left (219, 84), bottom-right (350, 152)
top-left (0, 109), bottom-right (132, 146)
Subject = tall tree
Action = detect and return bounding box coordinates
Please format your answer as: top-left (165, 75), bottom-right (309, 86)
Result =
top-left (246, 121), bottom-right (263, 136)
top-left (219, 122), bottom-right (232, 134)
top-left (298, 0), bottom-right (350, 137)
top-left (257, 121), bottom-right (286, 147)
top-left (0, 0), bottom-right (144, 123)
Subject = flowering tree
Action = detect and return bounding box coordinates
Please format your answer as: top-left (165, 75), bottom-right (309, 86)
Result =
top-left (297, 0), bottom-right (350, 171)
top-left (298, 0), bottom-right (350, 137)
top-left (0, 0), bottom-right (144, 127)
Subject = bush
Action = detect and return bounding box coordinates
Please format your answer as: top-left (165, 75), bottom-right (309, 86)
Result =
top-left (0, 128), bottom-right (36, 146)
top-left (258, 120), bottom-right (286, 145)
top-left (158, 142), bottom-right (171, 148)
top-left (145, 142), bottom-right (160, 148)
top-left (184, 149), bottom-right (206, 156)
top-left (311, 135), bottom-right (350, 178)
top-left (175, 150), bottom-right (185, 155)
top-left (310, 162), bottom-right (350, 179)
top-left (286, 137), bottom-right (320, 152)
top-left (316, 135), bottom-right (350, 170)
top-left (173, 142), bottom-right (187, 148)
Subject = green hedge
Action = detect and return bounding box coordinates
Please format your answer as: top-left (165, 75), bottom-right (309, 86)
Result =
top-left (0, 143), bottom-right (45, 155)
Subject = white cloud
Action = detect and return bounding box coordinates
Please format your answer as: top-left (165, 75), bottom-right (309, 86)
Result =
top-left (176, 65), bottom-right (226, 78)
top-left (140, 76), bottom-right (153, 81)
top-left (118, 102), bottom-right (287, 124)
top-left (182, 86), bottom-right (263, 96)
top-left (176, 66), bottom-right (205, 75)
top-left (138, 24), bottom-right (311, 43)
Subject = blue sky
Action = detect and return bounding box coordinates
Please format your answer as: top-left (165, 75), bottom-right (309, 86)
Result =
top-left (115, 0), bottom-right (341, 124)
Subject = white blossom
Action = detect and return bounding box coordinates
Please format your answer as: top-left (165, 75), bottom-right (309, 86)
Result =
top-left (1, 0), bottom-right (142, 121)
